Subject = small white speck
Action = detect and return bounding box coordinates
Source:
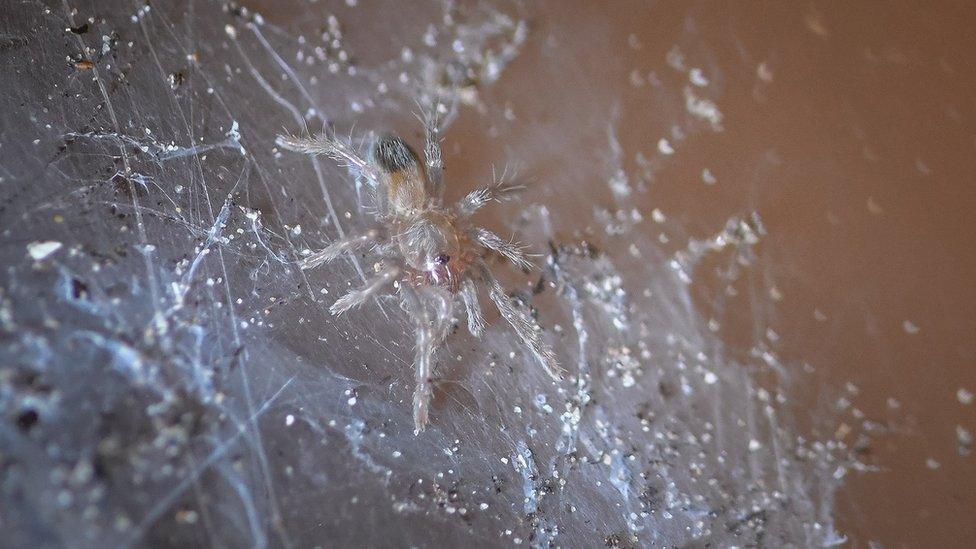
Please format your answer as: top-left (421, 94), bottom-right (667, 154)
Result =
top-left (688, 67), bottom-right (709, 87)
top-left (926, 458), bottom-right (940, 469)
top-left (657, 138), bottom-right (675, 155)
top-left (958, 387), bottom-right (973, 405)
top-left (285, 414), bottom-right (295, 426)
top-left (902, 320), bottom-right (920, 334)
top-left (702, 168), bottom-right (716, 185)
top-left (500, 457), bottom-right (509, 465)
top-left (27, 241), bottom-right (63, 260)
top-left (348, 397), bottom-right (357, 406)
top-left (748, 439), bottom-right (761, 451)
top-left (479, 502), bottom-right (489, 510)
top-left (703, 372), bottom-right (717, 384)
top-left (224, 24), bottom-right (237, 39)
top-left (957, 425), bottom-right (973, 446)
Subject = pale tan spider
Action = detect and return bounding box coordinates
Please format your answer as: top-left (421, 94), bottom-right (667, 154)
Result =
top-left (277, 115), bottom-right (562, 433)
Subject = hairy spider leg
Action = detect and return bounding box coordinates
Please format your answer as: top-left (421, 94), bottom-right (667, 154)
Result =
top-left (471, 227), bottom-right (533, 270)
top-left (330, 263), bottom-right (401, 315)
top-left (455, 180), bottom-right (525, 217)
top-left (478, 261), bottom-right (563, 381)
top-left (299, 229), bottom-right (380, 271)
top-left (459, 277), bottom-right (486, 337)
top-left (401, 285), bottom-right (455, 433)
top-left (276, 133), bottom-right (379, 182)
top-left (415, 110), bottom-right (442, 204)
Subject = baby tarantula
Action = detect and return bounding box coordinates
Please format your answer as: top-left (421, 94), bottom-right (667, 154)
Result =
top-left (277, 117), bottom-right (562, 433)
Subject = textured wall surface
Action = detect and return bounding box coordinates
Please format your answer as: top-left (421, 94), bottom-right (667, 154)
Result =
top-left (1, 1), bottom-right (974, 547)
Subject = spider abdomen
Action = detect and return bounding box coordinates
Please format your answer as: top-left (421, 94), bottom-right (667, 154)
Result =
top-left (373, 135), bottom-right (427, 214)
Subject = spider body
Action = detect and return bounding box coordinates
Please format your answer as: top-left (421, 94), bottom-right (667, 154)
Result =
top-left (278, 119), bottom-right (562, 433)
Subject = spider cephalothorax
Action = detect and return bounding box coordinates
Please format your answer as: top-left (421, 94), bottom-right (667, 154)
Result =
top-left (278, 120), bottom-right (562, 433)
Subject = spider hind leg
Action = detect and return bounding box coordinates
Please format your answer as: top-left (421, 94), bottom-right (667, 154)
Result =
top-left (401, 285), bottom-right (454, 434)
top-left (460, 277), bottom-right (486, 337)
top-left (479, 262), bottom-right (563, 380)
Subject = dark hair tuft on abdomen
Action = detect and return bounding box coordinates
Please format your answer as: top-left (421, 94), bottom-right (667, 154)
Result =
top-left (373, 135), bottom-right (418, 174)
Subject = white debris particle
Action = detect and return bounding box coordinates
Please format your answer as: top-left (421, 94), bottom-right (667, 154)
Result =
top-left (27, 241), bottom-right (63, 260)
top-left (621, 372), bottom-right (635, 387)
top-left (701, 168), bottom-right (717, 185)
top-left (748, 439), bottom-right (762, 452)
top-left (684, 86), bottom-right (724, 131)
top-left (224, 24), bottom-right (237, 39)
top-left (958, 387), bottom-right (973, 405)
top-left (479, 502), bottom-right (489, 510)
top-left (347, 396), bottom-right (357, 406)
top-left (925, 458), bottom-right (940, 469)
top-left (629, 69), bottom-right (645, 87)
top-left (703, 372), bottom-right (717, 384)
top-left (956, 425), bottom-right (973, 446)
top-left (665, 45), bottom-right (685, 71)
top-left (651, 208), bottom-right (666, 223)
top-left (285, 414), bottom-right (295, 427)
top-left (902, 320), bottom-right (920, 334)
top-left (688, 67), bottom-right (709, 87)
top-left (657, 138), bottom-right (675, 155)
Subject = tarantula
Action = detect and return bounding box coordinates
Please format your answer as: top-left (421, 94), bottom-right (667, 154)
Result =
top-left (277, 117), bottom-right (562, 433)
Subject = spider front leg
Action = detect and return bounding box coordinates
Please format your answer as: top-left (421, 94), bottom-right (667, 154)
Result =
top-left (478, 261), bottom-right (563, 380)
top-left (471, 227), bottom-right (533, 270)
top-left (276, 132), bottom-right (379, 181)
top-left (330, 262), bottom-right (400, 315)
top-left (419, 106), bottom-right (445, 202)
top-left (400, 285), bottom-right (454, 434)
top-left (299, 229), bottom-right (380, 270)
